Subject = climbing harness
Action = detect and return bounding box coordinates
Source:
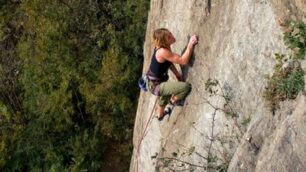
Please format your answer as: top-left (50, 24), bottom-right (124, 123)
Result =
top-left (146, 69), bottom-right (169, 96)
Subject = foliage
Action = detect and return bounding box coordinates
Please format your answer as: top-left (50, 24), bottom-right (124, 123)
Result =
top-left (283, 20), bottom-right (306, 60)
top-left (205, 78), bottom-right (237, 117)
top-left (153, 146), bottom-right (202, 172)
top-left (277, 69), bottom-right (304, 98)
top-left (264, 19), bottom-right (306, 110)
top-left (241, 116), bottom-right (251, 126)
top-left (264, 55), bottom-right (304, 110)
top-left (0, 0), bottom-right (23, 115)
top-left (0, 0), bottom-right (149, 171)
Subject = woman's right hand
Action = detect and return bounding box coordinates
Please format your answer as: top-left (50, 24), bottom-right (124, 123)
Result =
top-left (189, 35), bottom-right (198, 46)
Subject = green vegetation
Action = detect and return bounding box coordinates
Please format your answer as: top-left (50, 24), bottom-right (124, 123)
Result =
top-left (0, 0), bottom-right (149, 171)
top-left (205, 78), bottom-right (237, 118)
top-left (264, 20), bottom-right (306, 111)
top-left (283, 20), bottom-right (306, 60)
top-left (241, 116), bottom-right (251, 127)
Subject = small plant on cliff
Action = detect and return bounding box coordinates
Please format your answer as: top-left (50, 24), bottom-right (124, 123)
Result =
top-left (152, 146), bottom-right (202, 172)
top-left (264, 54), bottom-right (304, 108)
top-left (203, 79), bottom-right (242, 170)
top-left (282, 20), bottom-right (306, 60)
top-left (264, 19), bottom-right (306, 111)
top-left (205, 79), bottom-right (237, 118)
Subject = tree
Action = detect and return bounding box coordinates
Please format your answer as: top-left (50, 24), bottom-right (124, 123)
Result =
top-left (0, 0), bottom-right (149, 171)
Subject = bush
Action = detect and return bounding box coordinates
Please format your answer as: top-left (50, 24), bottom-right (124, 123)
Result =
top-left (283, 20), bottom-right (306, 60)
top-left (264, 19), bottom-right (306, 110)
top-left (264, 55), bottom-right (304, 109)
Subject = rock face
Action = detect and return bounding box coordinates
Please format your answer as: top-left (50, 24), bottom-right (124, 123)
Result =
top-left (130, 0), bottom-right (306, 172)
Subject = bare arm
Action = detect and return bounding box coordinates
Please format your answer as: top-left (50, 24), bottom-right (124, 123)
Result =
top-left (161, 35), bottom-right (198, 65)
top-left (169, 65), bottom-right (183, 81)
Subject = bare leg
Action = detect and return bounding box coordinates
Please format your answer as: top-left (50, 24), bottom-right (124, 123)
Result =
top-left (157, 105), bottom-right (165, 118)
top-left (170, 95), bottom-right (179, 104)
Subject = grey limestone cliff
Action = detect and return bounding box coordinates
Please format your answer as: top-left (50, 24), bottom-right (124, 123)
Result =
top-left (131, 0), bottom-right (306, 171)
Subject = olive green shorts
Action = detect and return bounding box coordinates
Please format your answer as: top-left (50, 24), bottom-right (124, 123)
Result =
top-left (148, 80), bottom-right (191, 106)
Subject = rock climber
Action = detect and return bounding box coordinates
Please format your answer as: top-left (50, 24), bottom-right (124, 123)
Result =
top-left (146, 28), bottom-right (198, 120)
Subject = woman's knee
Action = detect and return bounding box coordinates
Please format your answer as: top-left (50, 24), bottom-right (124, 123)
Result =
top-left (178, 82), bottom-right (191, 98)
top-left (184, 82), bottom-right (192, 93)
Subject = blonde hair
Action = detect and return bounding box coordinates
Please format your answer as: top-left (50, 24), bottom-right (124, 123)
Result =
top-left (153, 28), bottom-right (170, 49)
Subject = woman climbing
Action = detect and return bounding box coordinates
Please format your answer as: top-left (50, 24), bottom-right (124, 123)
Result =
top-left (146, 28), bottom-right (198, 120)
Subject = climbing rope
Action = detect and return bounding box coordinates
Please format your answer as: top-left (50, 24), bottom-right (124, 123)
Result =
top-left (136, 96), bottom-right (158, 172)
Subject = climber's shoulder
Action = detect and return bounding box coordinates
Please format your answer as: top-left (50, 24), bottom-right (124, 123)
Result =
top-left (156, 48), bottom-right (180, 61)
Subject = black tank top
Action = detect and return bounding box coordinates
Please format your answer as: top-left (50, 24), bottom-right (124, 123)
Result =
top-left (148, 48), bottom-right (172, 78)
